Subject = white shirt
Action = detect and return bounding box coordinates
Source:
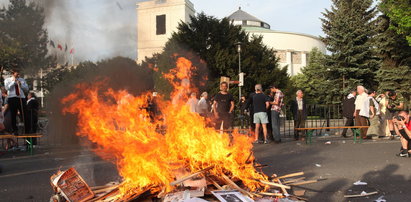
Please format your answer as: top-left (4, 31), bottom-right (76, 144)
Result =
top-left (296, 98), bottom-right (303, 110)
top-left (360, 96), bottom-right (380, 117)
top-left (4, 77), bottom-right (29, 98)
top-left (197, 97), bottom-right (208, 114)
top-left (354, 93), bottom-right (368, 111)
top-left (186, 97), bottom-right (199, 113)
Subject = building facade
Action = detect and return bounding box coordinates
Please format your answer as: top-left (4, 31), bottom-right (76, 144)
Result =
top-left (137, 0), bottom-right (194, 63)
top-left (136, 0), bottom-right (326, 76)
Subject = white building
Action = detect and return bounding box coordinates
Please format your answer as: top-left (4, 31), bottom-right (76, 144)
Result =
top-left (136, 0), bottom-right (326, 76)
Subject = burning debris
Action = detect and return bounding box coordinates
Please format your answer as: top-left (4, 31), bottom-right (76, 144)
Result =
top-left (50, 167), bottom-right (316, 201)
top-left (52, 57), bottom-right (319, 201)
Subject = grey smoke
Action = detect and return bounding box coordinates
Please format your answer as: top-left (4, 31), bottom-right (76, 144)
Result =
top-left (38, 0), bottom-right (139, 62)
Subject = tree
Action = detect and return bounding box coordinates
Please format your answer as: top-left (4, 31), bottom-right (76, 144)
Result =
top-left (0, 0), bottom-right (53, 76)
top-left (380, 0), bottom-right (411, 45)
top-left (145, 13), bottom-right (288, 100)
top-left (292, 48), bottom-right (334, 104)
top-left (321, 0), bottom-right (379, 101)
top-left (375, 3), bottom-right (411, 100)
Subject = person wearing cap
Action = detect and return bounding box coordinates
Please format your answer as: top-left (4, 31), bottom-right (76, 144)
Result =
top-left (269, 85), bottom-right (284, 143)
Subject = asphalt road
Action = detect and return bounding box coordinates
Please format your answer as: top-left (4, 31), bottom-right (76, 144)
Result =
top-left (0, 136), bottom-right (410, 202)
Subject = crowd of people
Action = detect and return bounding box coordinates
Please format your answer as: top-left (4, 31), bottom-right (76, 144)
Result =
top-left (0, 70), bottom-right (40, 150)
top-left (185, 82), bottom-right (411, 158)
top-left (342, 85), bottom-right (410, 157)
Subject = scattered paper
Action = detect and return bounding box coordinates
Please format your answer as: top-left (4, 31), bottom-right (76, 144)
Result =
top-left (211, 190), bottom-right (253, 202)
top-left (360, 191), bottom-right (367, 195)
top-left (353, 180), bottom-right (367, 185)
top-left (315, 164), bottom-right (322, 167)
top-left (342, 141), bottom-right (346, 144)
top-left (325, 141), bottom-right (331, 145)
top-left (374, 195), bottom-right (386, 202)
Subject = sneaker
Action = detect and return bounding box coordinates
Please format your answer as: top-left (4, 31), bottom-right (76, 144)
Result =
top-left (264, 140), bottom-right (269, 144)
top-left (397, 150), bottom-right (409, 157)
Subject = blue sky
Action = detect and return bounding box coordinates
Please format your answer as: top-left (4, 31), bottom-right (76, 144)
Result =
top-left (0, 0), bottom-right (332, 62)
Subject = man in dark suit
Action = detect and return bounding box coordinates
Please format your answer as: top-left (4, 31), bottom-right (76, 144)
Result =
top-left (341, 90), bottom-right (357, 137)
top-left (26, 92), bottom-right (39, 144)
top-left (290, 90), bottom-right (307, 140)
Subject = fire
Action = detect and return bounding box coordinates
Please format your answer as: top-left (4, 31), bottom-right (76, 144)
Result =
top-left (61, 57), bottom-right (268, 197)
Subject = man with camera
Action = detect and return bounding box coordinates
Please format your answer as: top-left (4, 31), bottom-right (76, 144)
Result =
top-left (393, 111), bottom-right (411, 157)
top-left (386, 91), bottom-right (404, 139)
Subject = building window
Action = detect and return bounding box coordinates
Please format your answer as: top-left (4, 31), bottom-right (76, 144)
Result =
top-left (275, 51), bottom-right (287, 63)
top-left (292, 52), bottom-right (302, 64)
top-left (156, 15), bottom-right (166, 35)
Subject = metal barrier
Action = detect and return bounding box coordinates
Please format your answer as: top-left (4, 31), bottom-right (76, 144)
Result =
top-left (236, 104), bottom-right (346, 138)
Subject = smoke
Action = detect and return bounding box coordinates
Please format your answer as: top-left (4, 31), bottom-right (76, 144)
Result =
top-left (38, 0), bottom-right (139, 62)
top-left (46, 57), bottom-right (154, 146)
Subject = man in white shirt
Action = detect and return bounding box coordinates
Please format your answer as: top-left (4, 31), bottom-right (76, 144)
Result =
top-left (354, 85), bottom-right (369, 139)
top-left (186, 92), bottom-right (198, 113)
top-left (197, 92), bottom-right (209, 117)
top-left (4, 69), bottom-right (29, 135)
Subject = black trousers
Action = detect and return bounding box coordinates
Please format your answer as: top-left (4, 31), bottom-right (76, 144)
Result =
top-left (341, 118), bottom-right (354, 136)
top-left (8, 97), bottom-right (27, 134)
top-left (26, 110), bottom-right (38, 144)
top-left (215, 113), bottom-right (232, 130)
top-left (294, 110), bottom-right (306, 139)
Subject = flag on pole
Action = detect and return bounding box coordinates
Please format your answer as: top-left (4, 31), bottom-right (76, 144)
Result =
top-left (70, 48), bottom-right (75, 54)
top-left (50, 40), bottom-right (55, 48)
top-left (57, 44), bottom-right (63, 51)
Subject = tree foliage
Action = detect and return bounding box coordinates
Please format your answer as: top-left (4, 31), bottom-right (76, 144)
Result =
top-left (380, 0), bottom-right (411, 45)
top-left (291, 48), bottom-right (334, 104)
top-left (375, 1), bottom-right (411, 100)
top-left (144, 13), bottom-right (288, 101)
top-left (321, 0), bottom-right (379, 102)
top-left (0, 0), bottom-right (54, 76)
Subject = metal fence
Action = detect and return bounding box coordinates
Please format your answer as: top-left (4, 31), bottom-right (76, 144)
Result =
top-left (236, 104), bottom-right (347, 138)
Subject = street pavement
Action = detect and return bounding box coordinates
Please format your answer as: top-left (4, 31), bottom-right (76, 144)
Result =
top-left (0, 136), bottom-right (410, 202)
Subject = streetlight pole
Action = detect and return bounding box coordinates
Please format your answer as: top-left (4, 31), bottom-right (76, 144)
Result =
top-left (236, 42), bottom-right (242, 103)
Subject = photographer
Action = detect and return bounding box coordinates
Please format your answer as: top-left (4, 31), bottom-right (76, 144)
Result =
top-left (393, 111), bottom-right (411, 157)
top-left (386, 91), bottom-right (404, 138)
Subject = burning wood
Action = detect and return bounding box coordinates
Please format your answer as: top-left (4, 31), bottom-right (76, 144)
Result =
top-left (50, 167), bottom-right (319, 201)
top-left (54, 58), bottom-right (321, 201)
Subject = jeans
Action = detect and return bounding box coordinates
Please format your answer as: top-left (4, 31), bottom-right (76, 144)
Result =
top-left (271, 110), bottom-right (281, 141)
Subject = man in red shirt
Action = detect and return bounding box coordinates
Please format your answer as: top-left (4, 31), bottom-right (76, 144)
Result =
top-left (393, 111), bottom-right (411, 157)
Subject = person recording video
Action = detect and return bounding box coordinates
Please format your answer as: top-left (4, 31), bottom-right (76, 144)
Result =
top-left (393, 111), bottom-right (411, 157)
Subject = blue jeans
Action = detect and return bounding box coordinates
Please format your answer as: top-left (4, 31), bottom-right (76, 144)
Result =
top-left (271, 110), bottom-right (281, 141)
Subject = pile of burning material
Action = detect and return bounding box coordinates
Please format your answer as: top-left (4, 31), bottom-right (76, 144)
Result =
top-left (52, 57), bottom-right (319, 201)
top-left (50, 167), bottom-right (318, 201)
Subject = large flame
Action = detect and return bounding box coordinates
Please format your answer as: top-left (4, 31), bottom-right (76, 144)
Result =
top-left (62, 57), bottom-right (267, 196)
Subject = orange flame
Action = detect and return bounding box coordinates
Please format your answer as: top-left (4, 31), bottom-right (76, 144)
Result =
top-left (62, 57), bottom-right (267, 196)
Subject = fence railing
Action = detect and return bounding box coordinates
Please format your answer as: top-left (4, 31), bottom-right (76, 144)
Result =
top-left (236, 104), bottom-right (347, 138)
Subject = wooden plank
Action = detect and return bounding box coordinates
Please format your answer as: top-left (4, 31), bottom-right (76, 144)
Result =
top-left (257, 179), bottom-right (291, 189)
top-left (344, 191), bottom-right (378, 198)
top-left (287, 180), bottom-right (318, 186)
top-left (276, 172), bottom-right (304, 179)
top-left (295, 126), bottom-right (369, 130)
top-left (259, 192), bottom-right (283, 197)
top-left (170, 165), bottom-right (214, 186)
top-left (276, 178), bottom-right (289, 196)
top-left (222, 174), bottom-right (258, 198)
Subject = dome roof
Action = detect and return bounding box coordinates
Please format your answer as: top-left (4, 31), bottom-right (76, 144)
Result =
top-left (227, 7), bottom-right (270, 29)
